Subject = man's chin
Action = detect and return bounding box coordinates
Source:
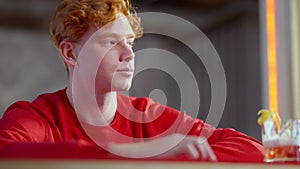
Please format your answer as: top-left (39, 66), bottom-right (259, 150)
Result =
top-left (112, 84), bottom-right (132, 92)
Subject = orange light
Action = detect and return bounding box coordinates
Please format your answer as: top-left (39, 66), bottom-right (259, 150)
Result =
top-left (266, 0), bottom-right (278, 113)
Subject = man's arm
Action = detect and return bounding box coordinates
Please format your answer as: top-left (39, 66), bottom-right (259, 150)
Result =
top-left (199, 123), bottom-right (264, 162)
top-left (108, 134), bottom-right (217, 161)
top-left (0, 108), bottom-right (110, 159)
top-left (171, 111), bottom-right (264, 162)
top-left (137, 100), bottom-right (264, 162)
top-left (0, 141), bottom-right (109, 159)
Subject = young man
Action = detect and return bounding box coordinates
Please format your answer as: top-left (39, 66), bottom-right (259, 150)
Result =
top-left (0, 0), bottom-right (263, 162)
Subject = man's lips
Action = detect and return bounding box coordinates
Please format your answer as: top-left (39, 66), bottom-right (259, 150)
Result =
top-left (116, 68), bottom-right (134, 77)
top-left (116, 68), bottom-right (134, 72)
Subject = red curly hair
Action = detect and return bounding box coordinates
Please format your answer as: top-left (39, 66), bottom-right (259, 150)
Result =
top-left (49, 0), bottom-right (143, 49)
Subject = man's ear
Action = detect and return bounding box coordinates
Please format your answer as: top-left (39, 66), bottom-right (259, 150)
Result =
top-left (59, 41), bottom-right (78, 66)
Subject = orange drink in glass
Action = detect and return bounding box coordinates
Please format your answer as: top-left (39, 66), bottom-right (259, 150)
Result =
top-left (261, 119), bottom-right (300, 162)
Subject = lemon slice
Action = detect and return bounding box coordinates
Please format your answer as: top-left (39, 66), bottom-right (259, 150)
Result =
top-left (257, 109), bottom-right (281, 131)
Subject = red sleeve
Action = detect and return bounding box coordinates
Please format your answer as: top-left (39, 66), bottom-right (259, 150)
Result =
top-left (137, 98), bottom-right (264, 162)
top-left (175, 112), bottom-right (264, 162)
top-left (0, 120), bottom-right (111, 159)
top-left (0, 141), bottom-right (111, 159)
top-left (0, 107), bottom-right (50, 143)
top-left (194, 121), bottom-right (264, 162)
top-left (0, 103), bottom-right (110, 159)
top-left (206, 125), bottom-right (264, 162)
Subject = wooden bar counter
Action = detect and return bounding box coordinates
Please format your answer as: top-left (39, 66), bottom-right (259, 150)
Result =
top-left (0, 159), bottom-right (299, 169)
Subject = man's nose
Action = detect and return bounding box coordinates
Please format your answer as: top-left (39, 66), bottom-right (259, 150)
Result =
top-left (119, 41), bottom-right (134, 62)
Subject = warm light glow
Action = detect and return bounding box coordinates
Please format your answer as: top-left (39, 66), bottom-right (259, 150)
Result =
top-left (266, 0), bottom-right (278, 113)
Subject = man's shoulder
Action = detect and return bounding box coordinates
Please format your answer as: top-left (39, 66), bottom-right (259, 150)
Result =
top-left (117, 93), bottom-right (156, 110)
top-left (31, 89), bottom-right (67, 106)
top-left (3, 89), bottom-right (68, 117)
top-left (117, 93), bottom-right (180, 114)
top-left (117, 93), bottom-right (154, 104)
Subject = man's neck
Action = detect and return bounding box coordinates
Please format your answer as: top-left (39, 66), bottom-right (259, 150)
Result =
top-left (66, 87), bottom-right (117, 126)
top-left (95, 91), bottom-right (118, 124)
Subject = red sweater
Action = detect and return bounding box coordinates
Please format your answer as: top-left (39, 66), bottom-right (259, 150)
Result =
top-left (0, 89), bottom-right (263, 162)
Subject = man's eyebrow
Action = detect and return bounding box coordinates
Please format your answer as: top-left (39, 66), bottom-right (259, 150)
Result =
top-left (127, 34), bottom-right (136, 39)
top-left (96, 32), bottom-right (136, 39)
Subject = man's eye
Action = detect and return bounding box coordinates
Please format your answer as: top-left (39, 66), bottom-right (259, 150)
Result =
top-left (100, 39), bottom-right (117, 46)
top-left (127, 41), bottom-right (135, 46)
top-left (108, 40), bottom-right (117, 45)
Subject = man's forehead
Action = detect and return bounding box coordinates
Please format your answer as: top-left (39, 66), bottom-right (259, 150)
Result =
top-left (94, 14), bottom-right (134, 37)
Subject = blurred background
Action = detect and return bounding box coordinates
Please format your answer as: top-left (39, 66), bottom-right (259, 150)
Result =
top-left (0, 0), bottom-right (299, 140)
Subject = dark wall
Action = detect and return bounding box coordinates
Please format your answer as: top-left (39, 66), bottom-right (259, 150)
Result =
top-left (132, 0), bottom-right (262, 139)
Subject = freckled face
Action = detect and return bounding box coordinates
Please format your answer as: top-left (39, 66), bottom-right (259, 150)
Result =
top-left (73, 14), bottom-right (135, 94)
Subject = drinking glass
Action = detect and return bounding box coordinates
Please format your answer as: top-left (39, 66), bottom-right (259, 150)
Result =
top-left (261, 119), bottom-right (300, 162)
